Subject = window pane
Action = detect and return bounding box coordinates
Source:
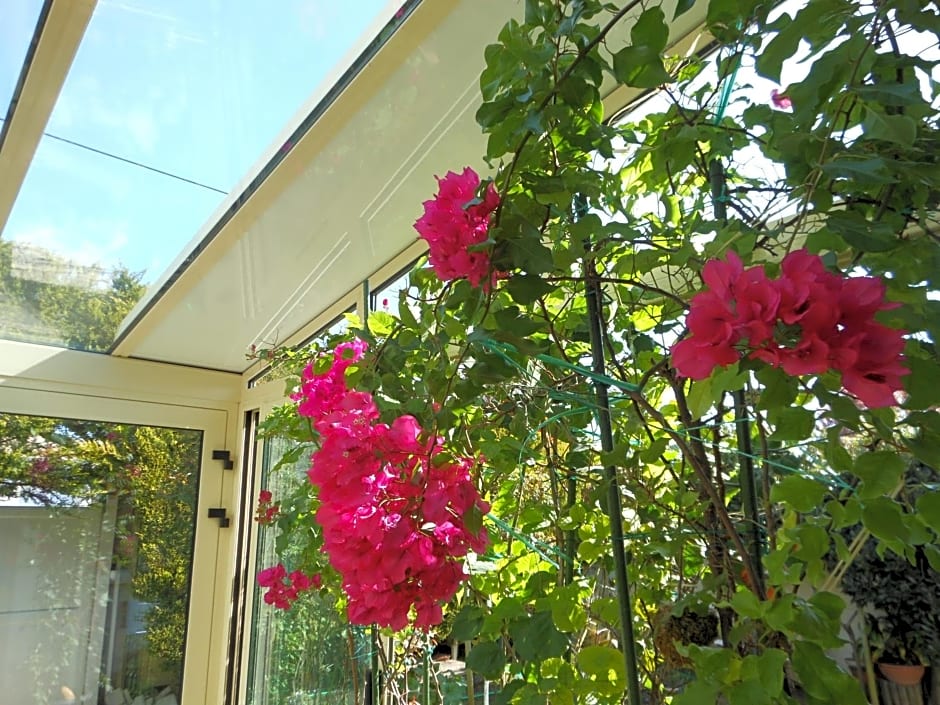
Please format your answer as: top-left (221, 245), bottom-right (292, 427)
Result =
top-left (246, 436), bottom-right (371, 705)
top-left (0, 413), bottom-right (201, 705)
top-left (371, 265), bottom-right (419, 317)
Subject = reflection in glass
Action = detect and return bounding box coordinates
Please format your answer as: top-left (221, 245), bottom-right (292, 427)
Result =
top-left (246, 436), bottom-right (370, 705)
top-left (0, 236), bottom-right (146, 351)
top-left (0, 413), bottom-right (201, 704)
top-left (371, 266), bottom-right (420, 317)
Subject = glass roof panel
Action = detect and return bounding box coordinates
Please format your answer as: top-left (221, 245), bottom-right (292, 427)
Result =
top-left (0, 0), bottom-right (45, 119)
top-left (0, 0), bottom-right (395, 353)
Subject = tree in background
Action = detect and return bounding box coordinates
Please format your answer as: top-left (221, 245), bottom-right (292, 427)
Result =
top-left (0, 250), bottom-right (197, 697)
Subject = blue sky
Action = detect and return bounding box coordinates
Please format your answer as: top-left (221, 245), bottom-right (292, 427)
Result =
top-left (1, 0), bottom-right (390, 280)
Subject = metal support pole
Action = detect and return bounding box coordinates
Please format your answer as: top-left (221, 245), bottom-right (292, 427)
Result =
top-left (583, 254), bottom-right (643, 705)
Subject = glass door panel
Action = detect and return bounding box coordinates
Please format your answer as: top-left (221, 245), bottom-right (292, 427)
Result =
top-left (244, 435), bottom-right (371, 705)
top-left (0, 412), bottom-right (201, 705)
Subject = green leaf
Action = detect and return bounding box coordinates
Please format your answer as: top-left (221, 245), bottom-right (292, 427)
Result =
top-left (612, 45), bottom-right (671, 88)
top-left (903, 356), bottom-right (940, 409)
top-left (826, 212), bottom-right (900, 252)
top-left (770, 474), bottom-right (827, 513)
top-left (577, 645), bottom-right (626, 697)
top-left (824, 427), bottom-right (853, 473)
top-left (673, 0), bottom-right (696, 20)
top-left (465, 641), bottom-right (506, 679)
top-left (366, 310), bottom-right (396, 336)
top-left (916, 492), bottom-right (940, 534)
top-left (451, 605), bottom-right (486, 641)
top-left (819, 155), bottom-right (896, 185)
top-left (925, 544), bottom-right (940, 572)
top-left (508, 611), bottom-right (568, 661)
top-left (790, 523), bottom-right (830, 562)
top-left (861, 497), bottom-right (910, 543)
top-left (862, 107), bottom-right (917, 148)
top-left (506, 275), bottom-right (553, 305)
top-left (853, 451), bottom-right (905, 499)
top-left (551, 584), bottom-right (588, 633)
top-left (768, 406), bottom-right (815, 441)
top-left (752, 648), bottom-right (788, 694)
top-left (730, 589), bottom-right (764, 619)
top-left (673, 680), bottom-right (720, 705)
top-left (755, 22), bottom-right (804, 83)
top-left (728, 678), bottom-right (772, 705)
top-left (686, 378), bottom-right (713, 419)
top-left (906, 429), bottom-right (940, 468)
top-left (791, 642), bottom-right (868, 705)
top-left (509, 239), bottom-right (555, 275)
top-left (631, 7), bottom-right (669, 53)
top-left (756, 366), bottom-right (798, 409)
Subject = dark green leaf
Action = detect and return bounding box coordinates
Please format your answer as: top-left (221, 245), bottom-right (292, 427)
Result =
top-left (631, 8), bottom-right (669, 53)
top-left (819, 156), bottom-right (896, 185)
top-left (906, 428), bottom-right (940, 469)
top-left (673, 0), bottom-right (697, 19)
top-left (508, 611), bottom-right (568, 661)
top-left (862, 108), bottom-right (917, 148)
top-left (752, 649), bottom-right (788, 694)
top-left (465, 641), bottom-right (506, 679)
top-left (756, 366), bottom-right (798, 409)
top-left (916, 492), bottom-right (940, 534)
top-left (451, 605), bottom-right (486, 641)
top-left (904, 356), bottom-right (940, 409)
top-left (826, 212), bottom-right (900, 252)
top-left (612, 45), bottom-right (671, 88)
top-left (771, 474), bottom-right (827, 513)
top-left (861, 497), bottom-right (910, 543)
top-left (506, 275), bottom-right (553, 305)
top-left (756, 22), bottom-right (803, 83)
top-left (853, 451), bottom-right (905, 499)
top-left (768, 406), bottom-right (815, 441)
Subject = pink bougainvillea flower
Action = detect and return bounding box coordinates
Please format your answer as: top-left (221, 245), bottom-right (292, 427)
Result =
top-left (670, 336), bottom-right (740, 380)
top-left (257, 564), bottom-right (319, 610)
top-left (281, 339), bottom-right (491, 629)
top-left (255, 489), bottom-right (280, 525)
top-left (771, 89), bottom-right (792, 109)
top-left (257, 564), bottom-right (286, 588)
top-left (671, 249), bottom-right (907, 408)
top-left (837, 321), bottom-right (909, 408)
top-left (414, 167), bottom-right (501, 288)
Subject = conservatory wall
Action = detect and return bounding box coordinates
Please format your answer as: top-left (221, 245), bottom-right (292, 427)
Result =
top-left (0, 340), bottom-right (242, 705)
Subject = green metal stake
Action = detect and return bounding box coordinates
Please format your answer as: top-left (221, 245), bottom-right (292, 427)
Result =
top-left (371, 627), bottom-right (381, 705)
top-left (583, 249), bottom-right (643, 705)
top-left (422, 634), bottom-right (431, 704)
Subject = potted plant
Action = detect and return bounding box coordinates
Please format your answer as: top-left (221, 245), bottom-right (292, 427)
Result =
top-left (841, 538), bottom-right (940, 687)
top-left (866, 618), bottom-right (927, 686)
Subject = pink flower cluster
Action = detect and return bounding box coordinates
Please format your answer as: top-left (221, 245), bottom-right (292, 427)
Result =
top-left (255, 489), bottom-right (279, 525)
top-left (414, 167), bottom-right (500, 288)
top-left (292, 339), bottom-right (490, 630)
top-left (257, 563), bottom-right (321, 610)
top-left (671, 250), bottom-right (908, 408)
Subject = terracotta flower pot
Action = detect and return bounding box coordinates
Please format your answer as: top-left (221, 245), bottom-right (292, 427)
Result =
top-left (877, 662), bottom-right (925, 686)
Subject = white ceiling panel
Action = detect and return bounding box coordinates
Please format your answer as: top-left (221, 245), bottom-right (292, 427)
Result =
top-left (114, 0), bottom-right (709, 372)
